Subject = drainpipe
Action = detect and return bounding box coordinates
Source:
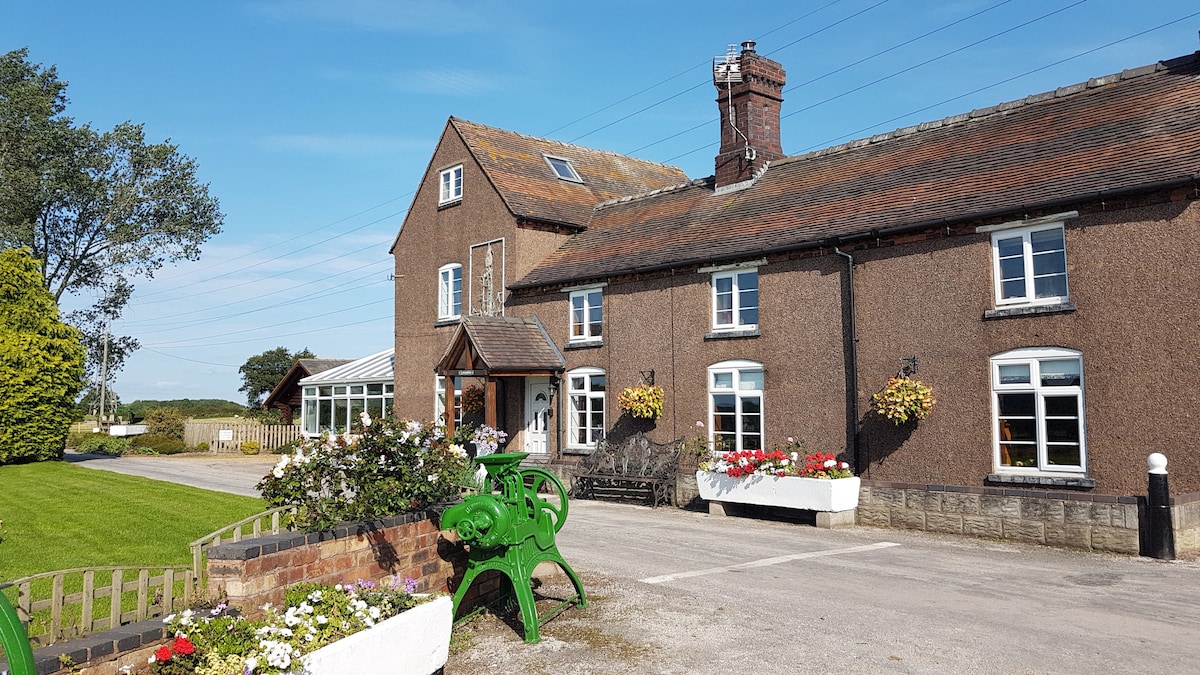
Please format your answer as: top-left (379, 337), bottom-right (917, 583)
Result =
top-left (834, 247), bottom-right (861, 475)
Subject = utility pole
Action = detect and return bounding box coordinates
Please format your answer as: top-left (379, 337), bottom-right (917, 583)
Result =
top-left (97, 324), bottom-right (110, 429)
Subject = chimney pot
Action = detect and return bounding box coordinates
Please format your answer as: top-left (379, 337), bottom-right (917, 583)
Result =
top-left (741, 40), bottom-right (756, 54)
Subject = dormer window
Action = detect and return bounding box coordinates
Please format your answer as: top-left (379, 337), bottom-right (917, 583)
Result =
top-left (439, 164), bottom-right (463, 204)
top-left (544, 155), bottom-right (582, 183)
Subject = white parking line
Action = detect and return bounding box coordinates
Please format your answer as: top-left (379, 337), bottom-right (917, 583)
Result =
top-left (639, 541), bottom-right (902, 584)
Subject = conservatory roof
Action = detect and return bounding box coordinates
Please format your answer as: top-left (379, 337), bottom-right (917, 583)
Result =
top-left (299, 349), bottom-right (394, 384)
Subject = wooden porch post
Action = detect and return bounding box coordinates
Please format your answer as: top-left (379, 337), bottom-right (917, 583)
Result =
top-left (485, 378), bottom-right (498, 429)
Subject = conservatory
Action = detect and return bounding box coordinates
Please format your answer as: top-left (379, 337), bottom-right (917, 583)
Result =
top-left (299, 348), bottom-right (394, 437)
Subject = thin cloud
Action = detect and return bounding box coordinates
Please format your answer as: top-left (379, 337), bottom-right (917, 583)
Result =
top-left (250, 0), bottom-right (494, 34)
top-left (255, 133), bottom-right (429, 156)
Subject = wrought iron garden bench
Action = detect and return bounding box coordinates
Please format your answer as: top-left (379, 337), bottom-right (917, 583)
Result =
top-left (570, 432), bottom-right (681, 508)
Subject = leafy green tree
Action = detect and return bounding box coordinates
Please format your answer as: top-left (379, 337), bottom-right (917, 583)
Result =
top-left (140, 406), bottom-right (187, 439)
top-left (0, 48), bottom-right (223, 380)
top-left (0, 247), bottom-right (85, 463)
top-left (239, 346), bottom-right (315, 408)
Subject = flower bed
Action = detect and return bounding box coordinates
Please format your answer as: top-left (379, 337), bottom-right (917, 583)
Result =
top-left (150, 580), bottom-right (450, 675)
top-left (696, 440), bottom-right (860, 516)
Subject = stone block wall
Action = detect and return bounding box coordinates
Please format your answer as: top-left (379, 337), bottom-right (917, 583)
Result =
top-left (856, 480), bottom-right (1142, 554)
top-left (1172, 492), bottom-right (1200, 555)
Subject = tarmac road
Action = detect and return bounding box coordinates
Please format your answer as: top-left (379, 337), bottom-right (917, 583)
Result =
top-left (451, 500), bottom-right (1200, 674)
top-left (64, 451), bottom-right (276, 497)
top-left (63, 454), bottom-right (1200, 673)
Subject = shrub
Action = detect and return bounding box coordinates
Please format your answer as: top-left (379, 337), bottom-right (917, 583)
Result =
top-left (75, 435), bottom-right (132, 456)
top-left (132, 434), bottom-right (188, 455)
top-left (258, 417), bottom-right (476, 531)
top-left (240, 441), bottom-right (261, 455)
top-left (195, 441), bottom-right (209, 452)
top-left (141, 406), bottom-right (187, 439)
top-left (67, 431), bottom-right (98, 448)
top-left (0, 248), bottom-right (85, 464)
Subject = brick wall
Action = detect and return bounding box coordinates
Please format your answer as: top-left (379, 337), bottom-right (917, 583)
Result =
top-left (205, 510), bottom-right (499, 616)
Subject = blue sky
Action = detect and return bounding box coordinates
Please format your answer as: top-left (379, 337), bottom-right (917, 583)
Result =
top-left (3, 1), bottom-right (1198, 405)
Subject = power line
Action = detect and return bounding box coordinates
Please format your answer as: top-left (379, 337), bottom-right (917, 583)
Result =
top-left (656, 0), bottom-right (1095, 163)
top-left (146, 313), bottom-right (393, 348)
top-left (131, 193), bottom-right (412, 300)
top-left (566, 0), bottom-right (891, 144)
top-left (146, 296), bottom-right (393, 347)
top-left (794, 9), bottom-right (1200, 153)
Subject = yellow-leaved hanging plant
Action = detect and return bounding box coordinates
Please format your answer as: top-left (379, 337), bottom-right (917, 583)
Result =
top-left (617, 384), bottom-right (665, 420)
top-left (872, 376), bottom-right (936, 425)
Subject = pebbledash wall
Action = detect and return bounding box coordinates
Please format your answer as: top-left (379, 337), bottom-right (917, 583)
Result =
top-left (205, 510), bottom-right (500, 616)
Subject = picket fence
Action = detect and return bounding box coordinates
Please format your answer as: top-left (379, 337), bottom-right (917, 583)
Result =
top-left (183, 422), bottom-right (302, 453)
top-left (5, 566), bottom-right (198, 647)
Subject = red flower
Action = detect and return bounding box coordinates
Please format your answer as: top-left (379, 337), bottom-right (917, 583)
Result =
top-left (154, 645), bottom-right (172, 662)
top-left (172, 636), bottom-right (195, 655)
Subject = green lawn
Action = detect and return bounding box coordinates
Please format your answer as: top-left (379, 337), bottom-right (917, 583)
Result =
top-left (0, 461), bottom-right (265, 581)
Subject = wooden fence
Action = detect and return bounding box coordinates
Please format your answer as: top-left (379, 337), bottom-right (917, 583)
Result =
top-left (5, 566), bottom-right (198, 647)
top-left (183, 422), bottom-right (302, 453)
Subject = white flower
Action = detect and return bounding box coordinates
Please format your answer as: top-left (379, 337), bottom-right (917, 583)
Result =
top-left (427, 473), bottom-right (438, 482)
top-left (824, 459), bottom-right (837, 468)
top-left (368, 606), bottom-right (381, 619)
top-left (307, 590), bottom-right (323, 603)
top-left (244, 656), bottom-right (258, 672)
top-left (316, 615), bottom-right (328, 625)
top-left (449, 443), bottom-right (467, 457)
top-left (787, 436), bottom-right (795, 443)
top-left (163, 613), bottom-right (176, 624)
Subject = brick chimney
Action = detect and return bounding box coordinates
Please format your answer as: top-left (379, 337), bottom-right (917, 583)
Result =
top-left (713, 41), bottom-right (786, 189)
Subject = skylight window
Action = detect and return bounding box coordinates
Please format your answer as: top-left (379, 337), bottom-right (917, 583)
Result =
top-left (544, 155), bottom-right (582, 183)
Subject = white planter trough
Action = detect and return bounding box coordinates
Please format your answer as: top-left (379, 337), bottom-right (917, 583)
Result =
top-left (696, 471), bottom-right (861, 527)
top-left (303, 595), bottom-right (451, 675)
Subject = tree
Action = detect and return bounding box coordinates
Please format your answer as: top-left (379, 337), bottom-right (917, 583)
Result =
top-left (239, 347), bottom-right (315, 408)
top-left (0, 48), bottom-right (223, 380)
top-left (0, 247), bottom-right (85, 463)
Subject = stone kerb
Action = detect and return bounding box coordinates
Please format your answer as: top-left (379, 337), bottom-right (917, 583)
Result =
top-left (1171, 492), bottom-right (1200, 554)
top-left (206, 509), bottom-right (466, 615)
top-left (856, 481), bottom-right (1142, 554)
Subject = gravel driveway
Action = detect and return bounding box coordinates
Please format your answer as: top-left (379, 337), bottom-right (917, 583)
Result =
top-left (64, 450), bottom-right (277, 497)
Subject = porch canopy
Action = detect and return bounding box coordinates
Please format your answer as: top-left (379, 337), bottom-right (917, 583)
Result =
top-left (435, 315), bottom-right (565, 435)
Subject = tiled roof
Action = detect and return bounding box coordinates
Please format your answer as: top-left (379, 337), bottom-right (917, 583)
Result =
top-left (438, 316), bottom-right (565, 373)
top-left (300, 349), bottom-right (394, 384)
top-left (451, 118), bottom-right (690, 229)
top-left (263, 358), bottom-right (355, 408)
top-left (514, 52), bottom-right (1200, 289)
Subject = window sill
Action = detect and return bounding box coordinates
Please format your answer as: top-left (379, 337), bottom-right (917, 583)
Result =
top-left (985, 473), bottom-right (1095, 488)
top-left (983, 301), bottom-right (1076, 320)
top-left (437, 198), bottom-right (462, 210)
top-left (564, 339), bottom-right (603, 350)
top-left (563, 446), bottom-right (594, 455)
top-left (705, 328), bottom-right (760, 341)
top-left (434, 317), bottom-right (461, 328)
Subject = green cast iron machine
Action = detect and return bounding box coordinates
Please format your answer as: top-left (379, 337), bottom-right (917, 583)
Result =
top-left (441, 452), bottom-right (587, 643)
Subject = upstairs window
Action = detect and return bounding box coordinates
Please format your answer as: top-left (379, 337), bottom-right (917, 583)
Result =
top-left (439, 164), bottom-right (463, 204)
top-left (438, 263), bottom-right (462, 320)
top-left (712, 269), bottom-right (758, 331)
top-left (992, 348), bottom-right (1085, 474)
top-left (991, 224), bottom-right (1068, 307)
top-left (569, 288), bottom-right (603, 342)
top-left (544, 155), bottom-right (582, 182)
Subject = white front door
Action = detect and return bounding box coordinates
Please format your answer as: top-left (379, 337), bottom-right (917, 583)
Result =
top-left (524, 377), bottom-right (551, 454)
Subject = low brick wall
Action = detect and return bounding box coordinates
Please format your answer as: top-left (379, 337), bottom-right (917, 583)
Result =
top-left (206, 509), bottom-right (473, 614)
top-left (856, 480), bottom-right (1142, 553)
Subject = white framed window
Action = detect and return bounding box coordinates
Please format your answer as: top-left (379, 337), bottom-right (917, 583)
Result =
top-left (992, 347), bottom-right (1085, 473)
top-left (567, 368), bottom-right (605, 448)
top-left (711, 269), bottom-right (758, 331)
top-left (544, 154), bottom-right (582, 182)
top-left (438, 263), bottom-right (462, 319)
top-left (569, 288), bottom-right (602, 342)
top-left (439, 164), bottom-right (463, 204)
top-left (708, 360), bottom-right (763, 453)
top-left (991, 224), bottom-right (1068, 306)
top-left (301, 382), bottom-right (393, 437)
top-left (435, 375), bottom-right (464, 427)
